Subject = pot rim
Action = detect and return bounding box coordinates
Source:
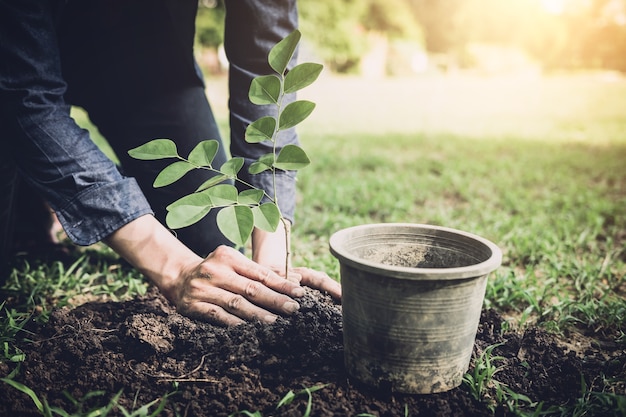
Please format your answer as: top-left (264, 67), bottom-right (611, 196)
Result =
top-left (329, 223), bottom-right (503, 280)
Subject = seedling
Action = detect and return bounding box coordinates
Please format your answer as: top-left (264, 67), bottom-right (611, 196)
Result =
top-left (129, 30), bottom-right (322, 276)
top-left (0, 380), bottom-right (176, 417)
top-left (229, 384), bottom-right (326, 417)
top-left (463, 343), bottom-right (505, 405)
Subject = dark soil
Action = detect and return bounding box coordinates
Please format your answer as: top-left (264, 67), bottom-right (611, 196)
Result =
top-left (1, 287), bottom-right (625, 417)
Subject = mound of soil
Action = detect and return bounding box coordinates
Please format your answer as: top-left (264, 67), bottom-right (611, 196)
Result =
top-left (1, 287), bottom-right (624, 416)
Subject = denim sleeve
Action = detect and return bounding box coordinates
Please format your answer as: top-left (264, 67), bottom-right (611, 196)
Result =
top-left (0, 0), bottom-right (153, 246)
top-left (223, 0), bottom-right (299, 224)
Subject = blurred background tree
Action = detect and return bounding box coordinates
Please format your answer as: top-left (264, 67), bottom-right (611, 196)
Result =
top-left (298, 0), bottom-right (369, 73)
top-left (195, 0), bottom-right (225, 73)
top-left (194, 0), bottom-right (626, 75)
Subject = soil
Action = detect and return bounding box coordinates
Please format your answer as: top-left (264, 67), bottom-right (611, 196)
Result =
top-left (1, 286), bottom-right (625, 417)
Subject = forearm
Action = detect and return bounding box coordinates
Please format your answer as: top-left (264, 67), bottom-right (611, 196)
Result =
top-left (1, 0), bottom-right (155, 247)
top-left (252, 220), bottom-right (291, 269)
top-left (103, 214), bottom-right (314, 325)
top-left (103, 214), bottom-right (202, 300)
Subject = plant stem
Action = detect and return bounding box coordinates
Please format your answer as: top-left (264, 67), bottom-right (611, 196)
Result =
top-left (280, 216), bottom-right (291, 280)
top-left (273, 71), bottom-right (290, 280)
top-left (185, 160), bottom-right (291, 279)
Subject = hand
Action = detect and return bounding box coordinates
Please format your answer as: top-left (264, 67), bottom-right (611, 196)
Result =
top-left (105, 215), bottom-right (340, 326)
top-left (166, 245), bottom-right (307, 326)
top-left (285, 266), bottom-right (342, 301)
top-left (252, 222), bottom-right (342, 301)
top-left (104, 215), bottom-right (304, 326)
top-left (251, 221), bottom-right (291, 273)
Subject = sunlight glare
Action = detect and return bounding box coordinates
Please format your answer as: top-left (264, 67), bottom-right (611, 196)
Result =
top-left (541, 0), bottom-right (567, 14)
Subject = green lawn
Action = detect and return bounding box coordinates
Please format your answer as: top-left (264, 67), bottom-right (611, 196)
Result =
top-left (71, 71), bottom-right (626, 330)
top-left (290, 73), bottom-right (626, 330)
top-left (2, 71), bottom-right (625, 416)
top-left (18, 72), bottom-right (626, 332)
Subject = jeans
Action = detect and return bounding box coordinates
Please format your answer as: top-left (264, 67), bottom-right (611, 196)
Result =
top-left (0, 0), bottom-right (154, 254)
top-left (0, 0), bottom-right (299, 259)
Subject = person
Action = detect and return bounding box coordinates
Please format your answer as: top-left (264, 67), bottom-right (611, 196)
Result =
top-left (0, 0), bottom-right (341, 326)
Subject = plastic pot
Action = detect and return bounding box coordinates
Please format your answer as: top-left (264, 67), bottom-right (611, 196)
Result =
top-left (329, 223), bottom-right (502, 394)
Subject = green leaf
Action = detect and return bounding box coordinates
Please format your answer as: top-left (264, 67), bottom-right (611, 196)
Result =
top-left (249, 162), bottom-right (271, 175)
top-left (276, 390), bottom-right (297, 409)
top-left (284, 63), bottom-right (323, 94)
top-left (153, 161), bottom-right (195, 187)
top-left (1, 378), bottom-right (44, 412)
top-left (220, 157), bottom-right (244, 176)
top-left (195, 174), bottom-right (229, 192)
top-left (249, 75), bottom-right (281, 105)
top-left (128, 139), bottom-right (178, 160)
top-left (246, 116), bottom-right (276, 143)
top-left (269, 30), bottom-right (300, 75)
top-left (165, 193), bottom-right (213, 229)
top-left (9, 353), bottom-right (25, 362)
top-left (235, 411), bottom-right (262, 417)
top-left (206, 184), bottom-right (239, 206)
top-left (278, 100), bottom-right (315, 130)
top-left (217, 205), bottom-right (254, 247)
top-left (187, 140), bottom-right (219, 167)
top-left (252, 203), bottom-right (280, 232)
top-left (238, 189), bottom-right (264, 205)
top-left (249, 153), bottom-right (275, 174)
top-left (274, 145), bottom-right (310, 170)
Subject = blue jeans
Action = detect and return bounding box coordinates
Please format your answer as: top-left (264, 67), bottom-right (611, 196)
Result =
top-left (0, 0), bottom-right (299, 259)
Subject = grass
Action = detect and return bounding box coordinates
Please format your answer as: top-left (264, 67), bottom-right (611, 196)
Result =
top-left (0, 378), bottom-right (177, 417)
top-left (3, 249), bottom-right (149, 317)
top-left (463, 343), bottom-right (506, 406)
top-left (292, 73), bottom-right (626, 334)
top-left (2, 71), bottom-right (626, 415)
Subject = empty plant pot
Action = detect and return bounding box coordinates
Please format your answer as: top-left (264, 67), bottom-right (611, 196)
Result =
top-left (329, 223), bottom-right (502, 394)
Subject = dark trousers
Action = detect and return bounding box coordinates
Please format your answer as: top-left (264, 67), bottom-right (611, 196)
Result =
top-left (1, 0), bottom-right (232, 263)
top-left (0, 0), bottom-right (299, 264)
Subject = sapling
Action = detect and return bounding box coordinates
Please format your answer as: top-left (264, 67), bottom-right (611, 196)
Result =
top-left (128, 30), bottom-right (322, 278)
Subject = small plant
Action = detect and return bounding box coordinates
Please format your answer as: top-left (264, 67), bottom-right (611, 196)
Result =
top-left (463, 343), bottom-right (505, 407)
top-left (229, 384), bottom-right (326, 417)
top-left (2, 256), bottom-right (149, 317)
top-left (129, 30), bottom-right (322, 275)
top-left (0, 301), bottom-right (31, 373)
top-left (0, 380), bottom-right (176, 417)
top-left (464, 344), bottom-right (552, 416)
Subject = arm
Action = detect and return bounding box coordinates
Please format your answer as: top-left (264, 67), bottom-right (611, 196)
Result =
top-left (224, 0), bottom-right (299, 250)
top-left (252, 221), bottom-right (342, 300)
top-left (104, 214), bottom-right (306, 325)
top-left (223, 1), bottom-right (341, 299)
top-left (1, 0), bottom-right (338, 326)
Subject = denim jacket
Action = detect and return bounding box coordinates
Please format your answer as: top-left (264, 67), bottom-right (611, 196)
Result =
top-left (0, 0), bottom-right (299, 248)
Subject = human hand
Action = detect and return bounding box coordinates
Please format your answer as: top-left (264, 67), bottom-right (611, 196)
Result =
top-left (166, 245), bottom-right (307, 326)
top-left (251, 221), bottom-right (291, 274)
top-left (105, 215), bottom-right (339, 327)
top-left (251, 223), bottom-right (342, 301)
top-left (283, 266), bottom-right (342, 301)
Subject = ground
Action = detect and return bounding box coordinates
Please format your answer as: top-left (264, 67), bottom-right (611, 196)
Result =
top-left (1, 286), bottom-right (624, 417)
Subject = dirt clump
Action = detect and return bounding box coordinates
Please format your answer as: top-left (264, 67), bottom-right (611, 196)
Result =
top-left (1, 287), bottom-right (624, 416)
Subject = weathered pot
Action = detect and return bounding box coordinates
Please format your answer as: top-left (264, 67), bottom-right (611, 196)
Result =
top-left (329, 223), bottom-right (502, 394)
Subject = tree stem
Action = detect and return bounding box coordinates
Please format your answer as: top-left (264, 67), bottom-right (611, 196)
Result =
top-left (280, 216), bottom-right (290, 281)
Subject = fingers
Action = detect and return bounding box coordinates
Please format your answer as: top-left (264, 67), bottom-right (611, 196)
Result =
top-left (292, 267), bottom-right (342, 300)
top-left (178, 300), bottom-right (246, 326)
top-left (179, 281), bottom-right (280, 326)
top-left (176, 246), bottom-right (303, 325)
top-left (268, 265), bottom-right (302, 284)
top-left (172, 246), bottom-right (341, 326)
top-left (230, 252), bottom-right (305, 299)
top-left (212, 272), bottom-right (302, 316)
